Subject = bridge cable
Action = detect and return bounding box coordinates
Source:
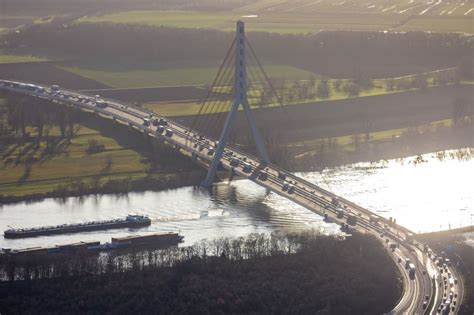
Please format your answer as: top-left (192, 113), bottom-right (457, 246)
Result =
top-left (198, 55), bottom-right (235, 138)
top-left (195, 55), bottom-right (234, 135)
top-left (190, 38), bottom-right (236, 134)
top-left (246, 38), bottom-right (286, 111)
top-left (193, 39), bottom-right (235, 126)
top-left (194, 47), bottom-right (236, 136)
top-left (208, 67), bottom-right (237, 137)
top-left (246, 37), bottom-right (305, 167)
top-left (202, 50), bottom-right (238, 138)
top-left (246, 40), bottom-right (292, 134)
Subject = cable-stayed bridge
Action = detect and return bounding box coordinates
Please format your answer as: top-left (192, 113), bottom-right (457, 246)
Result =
top-left (0, 21), bottom-right (464, 314)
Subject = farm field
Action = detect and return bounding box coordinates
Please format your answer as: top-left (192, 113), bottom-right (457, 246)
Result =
top-left (60, 64), bottom-right (318, 88)
top-left (397, 16), bottom-right (474, 33)
top-left (77, 5), bottom-right (474, 34)
top-left (0, 124), bottom-right (149, 197)
top-left (237, 0), bottom-right (474, 17)
top-left (77, 10), bottom-right (239, 29)
top-left (0, 15), bottom-right (37, 28)
top-left (142, 86), bottom-right (405, 117)
top-left (0, 52), bottom-right (47, 64)
top-left (143, 70), bottom-right (462, 117)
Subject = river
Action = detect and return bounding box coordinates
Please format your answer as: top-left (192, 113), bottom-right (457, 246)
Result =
top-left (0, 149), bottom-right (472, 250)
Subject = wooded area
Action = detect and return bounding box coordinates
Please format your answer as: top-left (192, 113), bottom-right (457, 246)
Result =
top-left (0, 232), bottom-right (401, 314)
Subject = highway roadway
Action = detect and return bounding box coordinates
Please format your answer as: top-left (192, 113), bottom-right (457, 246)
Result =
top-left (0, 80), bottom-right (464, 314)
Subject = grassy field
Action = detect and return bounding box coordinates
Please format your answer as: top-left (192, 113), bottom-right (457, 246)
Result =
top-left (60, 64), bottom-right (318, 88)
top-left (143, 70), bottom-right (460, 117)
top-left (0, 125), bottom-right (149, 196)
top-left (78, 10), bottom-right (238, 29)
top-left (77, 7), bottom-right (474, 34)
top-left (78, 10), bottom-right (400, 33)
top-left (397, 16), bottom-right (473, 33)
top-left (143, 86), bottom-right (397, 117)
top-left (0, 53), bottom-right (47, 64)
top-left (237, 0), bottom-right (474, 17)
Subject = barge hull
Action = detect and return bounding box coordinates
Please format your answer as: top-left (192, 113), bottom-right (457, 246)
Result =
top-left (4, 215), bottom-right (151, 239)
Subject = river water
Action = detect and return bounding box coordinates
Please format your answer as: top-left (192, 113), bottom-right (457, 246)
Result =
top-left (0, 150), bottom-right (472, 250)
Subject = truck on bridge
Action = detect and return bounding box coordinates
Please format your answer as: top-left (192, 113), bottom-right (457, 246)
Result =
top-left (409, 263), bottom-right (416, 280)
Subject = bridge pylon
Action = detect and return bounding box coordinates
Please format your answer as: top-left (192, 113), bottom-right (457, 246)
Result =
top-left (201, 21), bottom-right (269, 187)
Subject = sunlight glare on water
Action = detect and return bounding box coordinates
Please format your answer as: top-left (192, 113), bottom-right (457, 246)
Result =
top-left (303, 150), bottom-right (474, 233)
top-left (0, 149), bottom-right (472, 249)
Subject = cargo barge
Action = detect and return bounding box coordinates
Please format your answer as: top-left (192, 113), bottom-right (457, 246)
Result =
top-left (112, 232), bottom-right (184, 246)
top-left (1, 232), bottom-right (184, 255)
top-left (3, 215), bottom-right (151, 239)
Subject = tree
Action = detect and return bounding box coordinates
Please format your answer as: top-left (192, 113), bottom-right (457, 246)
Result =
top-left (386, 78), bottom-right (395, 91)
top-left (352, 134), bottom-right (361, 151)
top-left (411, 74), bottom-right (427, 90)
top-left (58, 110), bottom-right (66, 138)
top-left (452, 97), bottom-right (468, 124)
top-left (342, 82), bottom-right (360, 97)
top-left (105, 155), bottom-right (113, 170)
top-left (456, 57), bottom-right (473, 80)
top-left (67, 109), bottom-right (75, 142)
top-left (35, 108), bottom-right (45, 145)
top-left (86, 139), bottom-right (105, 153)
top-left (316, 80), bottom-right (330, 99)
top-left (333, 80), bottom-right (343, 92)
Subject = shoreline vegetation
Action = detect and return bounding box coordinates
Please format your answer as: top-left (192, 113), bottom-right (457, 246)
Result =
top-left (0, 87), bottom-right (472, 204)
top-left (289, 124), bottom-right (474, 172)
top-left (0, 138), bottom-right (472, 205)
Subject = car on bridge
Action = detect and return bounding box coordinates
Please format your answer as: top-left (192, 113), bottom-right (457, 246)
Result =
top-left (258, 171), bottom-right (268, 181)
top-left (230, 158), bottom-right (240, 167)
top-left (409, 263), bottom-right (416, 280)
top-left (153, 118), bottom-right (168, 126)
top-left (242, 163), bottom-right (252, 173)
top-left (347, 214), bottom-right (357, 226)
top-left (95, 100), bottom-right (108, 108)
top-left (165, 129), bottom-right (174, 137)
top-left (287, 184), bottom-right (295, 194)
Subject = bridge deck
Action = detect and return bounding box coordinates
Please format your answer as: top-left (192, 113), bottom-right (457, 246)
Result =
top-left (8, 80), bottom-right (465, 314)
top-left (0, 80), bottom-right (414, 240)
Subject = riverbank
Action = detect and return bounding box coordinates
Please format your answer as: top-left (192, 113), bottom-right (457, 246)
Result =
top-left (1, 140), bottom-right (471, 205)
top-left (0, 96), bottom-right (204, 204)
top-left (0, 170), bottom-right (206, 205)
top-left (1, 93), bottom-right (472, 205)
top-left (417, 226), bottom-right (474, 238)
top-left (289, 123), bottom-right (473, 172)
